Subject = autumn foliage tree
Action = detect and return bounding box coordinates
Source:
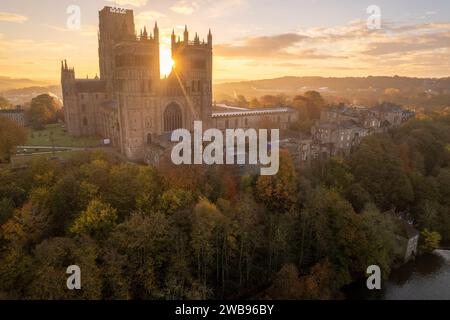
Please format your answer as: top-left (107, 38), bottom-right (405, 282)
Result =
top-left (0, 116), bottom-right (26, 161)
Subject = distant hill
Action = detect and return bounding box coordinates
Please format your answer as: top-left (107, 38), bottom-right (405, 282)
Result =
top-left (1, 75), bottom-right (449, 108)
top-left (213, 76), bottom-right (450, 106)
top-left (0, 76), bottom-right (61, 105)
top-left (0, 76), bottom-right (55, 92)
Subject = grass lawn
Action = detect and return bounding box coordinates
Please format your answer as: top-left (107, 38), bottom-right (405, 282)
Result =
top-left (27, 123), bottom-right (101, 148)
top-left (11, 150), bottom-right (80, 167)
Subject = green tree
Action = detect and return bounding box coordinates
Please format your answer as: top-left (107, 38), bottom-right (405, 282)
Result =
top-left (107, 211), bottom-right (171, 299)
top-left (70, 199), bottom-right (118, 239)
top-left (420, 229), bottom-right (442, 252)
top-left (350, 135), bottom-right (414, 210)
top-left (191, 198), bottom-right (224, 299)
top-left (27, 236), bottom-right (102, 299)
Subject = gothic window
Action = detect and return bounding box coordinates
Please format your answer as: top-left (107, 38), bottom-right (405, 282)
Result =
top-left (244, 118), bottom-right (248, 126)
top-left (192, 81), bottom-right (196, 92)
top-left (81, 104), bottom-right (86, 112)
top-left (163, 102), bottom-right (182, 132)
top-left (83, 117), bottom-right (88, 126)
top-left (147, 133), bottom-right (152, 145)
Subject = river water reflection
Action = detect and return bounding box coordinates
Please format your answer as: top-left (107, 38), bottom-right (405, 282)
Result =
top-left (345, 252), bottom-right (450, 300)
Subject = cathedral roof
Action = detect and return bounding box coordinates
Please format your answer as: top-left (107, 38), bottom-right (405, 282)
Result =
top-left (212, 106), bottom-right (296, 118)
top-left (75, 79), bottom-right (106, 92)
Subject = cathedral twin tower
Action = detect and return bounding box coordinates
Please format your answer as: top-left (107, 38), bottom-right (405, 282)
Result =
top-left (61, 6), bottom-right (213, 162)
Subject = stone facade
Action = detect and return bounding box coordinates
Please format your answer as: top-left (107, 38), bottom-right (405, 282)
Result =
top-left (62, 6), bottom-right (212, 162)
top-left (211, 104), bottom-right (298, 130)
top-left (295, 105), bottom-right (415, 167)
top-left (0, 108), bottom-right (26, 127)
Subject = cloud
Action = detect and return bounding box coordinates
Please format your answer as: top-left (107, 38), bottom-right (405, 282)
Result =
top-left (134, 10), bottom-right (167, 32)
top-left (215, 33), bottom-right (308, 58)
top-left (362, 24), bottom-right (450, 55)
top-left (207, 0), bottom-right (247, 18)
top-left (213, 19), bottom-right (450, 78)
top-left (41, 24), bottom-right (97, 37)
top-left (0, 12), bottom-right (28, 23)
top-left (136, 10), bottom-right (167, 20)
top-left (105, 0), bottom-right (148, 7)
top-left (170, 1), bottom-right (198, 15)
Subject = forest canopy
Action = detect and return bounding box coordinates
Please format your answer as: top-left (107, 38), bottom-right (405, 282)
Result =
top-left (0, 115), bottom-right (449, 299)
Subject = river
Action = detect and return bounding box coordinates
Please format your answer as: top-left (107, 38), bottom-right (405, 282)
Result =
top-left (344, 251), bottom-right (450, 300)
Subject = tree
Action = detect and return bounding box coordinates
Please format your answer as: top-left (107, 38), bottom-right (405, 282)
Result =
top-left (249, 98), bottom-right (260, 108)
top-left (420, 229), bottom-right (442, 252)
top-left (158, 188), bottom-right (193, 216)
top-left (235, 95), bottom-right (248, 108)
top-left (70, 199), bottom-right (118, 239)
top-left (190, 198), bottom-right (224, 299)
top-left (255, 150), bottom-right (297, 213)
top-left (259, 95), bottom-right (287, 108)
top-left (350, 135), bottom-right (414, 210)
top-left (27, 236), bottom-right (102, 299)
top-left (107, 211), bottom-right (171, 299)
top-left (26, 94), bottom-right (60, 130)
top-left (0, 117), bottom-right (26, 161)
top-left (264, 263), bottom-right (304, 299)
top-left (0, 96), bottom-right (11, 109)
top-left (26, 103), bottom-right (51, 130)
top-left (291, 91), bottom-right (325, 120)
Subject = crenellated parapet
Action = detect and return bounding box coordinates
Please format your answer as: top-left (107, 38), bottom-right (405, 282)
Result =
top-left (171, 25), bottom-right (212, 50)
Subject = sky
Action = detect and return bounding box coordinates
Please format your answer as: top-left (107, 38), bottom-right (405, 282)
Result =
top-left (0, 0), bottom-right (449, 83)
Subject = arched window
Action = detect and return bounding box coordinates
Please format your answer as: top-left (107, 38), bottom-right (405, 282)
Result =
top-left (164, 102), bottom-right (182, 132)
top-left (147, 133), bottom-right (152, 144)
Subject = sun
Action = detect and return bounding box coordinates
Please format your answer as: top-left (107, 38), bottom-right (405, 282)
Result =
top-left (160, 45), bottom-right (175, 77)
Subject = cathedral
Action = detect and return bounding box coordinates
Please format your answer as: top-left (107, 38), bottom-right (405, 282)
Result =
top-left (62, 6), bottom-right (212, 162)
top-left (62, 6), bottom-right (297, 164)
